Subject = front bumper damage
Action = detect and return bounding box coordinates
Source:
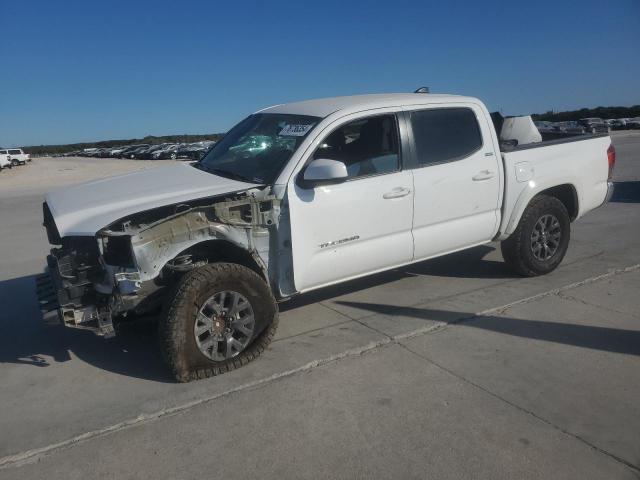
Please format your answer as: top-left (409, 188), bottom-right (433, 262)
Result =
top-left (39, 201), bottom-right (149, 337)
top-left (36, 185), bottom-right (294, 338)
top-left (36, 251), bottom-right (116, 337)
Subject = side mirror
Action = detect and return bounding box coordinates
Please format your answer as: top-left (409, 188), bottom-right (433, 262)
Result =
top-left (302, 158), bottom-right (348, 186)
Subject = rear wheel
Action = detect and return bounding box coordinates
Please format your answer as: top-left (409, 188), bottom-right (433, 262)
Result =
top-left (501, 195), bottom-right (570, 276)
top-left (160, 263), bottom-right (278, 382)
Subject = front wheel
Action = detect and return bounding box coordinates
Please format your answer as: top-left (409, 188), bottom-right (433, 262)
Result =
top-left (501, 195), bottom-right (570, 276)
top-left (160, 263), bottom-right (278, 382)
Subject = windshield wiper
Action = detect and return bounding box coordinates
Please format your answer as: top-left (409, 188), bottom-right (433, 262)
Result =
top-left (208, 168), bottom-right (259, 184)
top-left (193, 163), bottom-right (261, 184)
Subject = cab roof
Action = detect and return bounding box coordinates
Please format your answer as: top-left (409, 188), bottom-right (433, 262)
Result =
top-left (258, 93), bottom-right (477, 118)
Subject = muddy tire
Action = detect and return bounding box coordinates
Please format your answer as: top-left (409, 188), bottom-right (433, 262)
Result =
top-left (501, 195), bottom-right (570, 277)
top-left (160, 263), bottom-right (278, 382)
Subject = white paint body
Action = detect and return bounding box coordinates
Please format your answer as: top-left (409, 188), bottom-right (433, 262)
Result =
top-left (266, 95), bottom-right (610, 292)
top-left (44, 93), bottom-right (612, 296)
top-left (406, 101), bottom-right (503, 262)
top-left (499, 135), bottom-right (611, 239)
top-left (0, 155), bottom-right (10, 169)
top-left (46, 163), bottom-right (254, 236)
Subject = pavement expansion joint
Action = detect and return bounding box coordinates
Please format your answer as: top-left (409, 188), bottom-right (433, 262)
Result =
top-left (397, 343), bottom-right (640, 475)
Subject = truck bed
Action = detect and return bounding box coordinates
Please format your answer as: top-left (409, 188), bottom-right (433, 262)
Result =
top-left (500, 132), bottom-right (609, 152)
top-left (498, 133), bottom-right (611, 239)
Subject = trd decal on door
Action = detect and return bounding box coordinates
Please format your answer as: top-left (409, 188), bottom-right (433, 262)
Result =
top-left (319, 235), bottom-right (360, 249)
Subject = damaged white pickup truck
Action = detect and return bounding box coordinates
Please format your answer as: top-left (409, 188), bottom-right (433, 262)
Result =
top-left (37, 92), bottom-right (615, 381)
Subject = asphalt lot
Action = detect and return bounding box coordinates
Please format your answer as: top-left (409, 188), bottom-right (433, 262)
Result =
top-left (0, 132), bottom-right (639, 479)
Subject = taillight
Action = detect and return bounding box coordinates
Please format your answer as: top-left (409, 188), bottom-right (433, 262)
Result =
top-left (607, 144), bottom-right (616, 180)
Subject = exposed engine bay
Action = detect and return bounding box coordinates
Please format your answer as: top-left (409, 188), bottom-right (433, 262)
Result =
top-left (37, 186), bottom-right (295, 337)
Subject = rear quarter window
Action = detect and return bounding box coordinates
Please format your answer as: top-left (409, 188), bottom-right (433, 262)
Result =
top-left (410, 108), bottom-right (482, 166)
top-left (8, 149), bottom-right (22, 155)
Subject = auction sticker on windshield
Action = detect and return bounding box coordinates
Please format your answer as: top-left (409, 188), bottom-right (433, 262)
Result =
top-left (279, 124), bottom-right (314, 136)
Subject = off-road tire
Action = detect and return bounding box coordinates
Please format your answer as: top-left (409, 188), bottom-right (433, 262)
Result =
top-left (501, 195), bottom-right (570, 276)
top-left (160, 263), bottom-right (278, 382)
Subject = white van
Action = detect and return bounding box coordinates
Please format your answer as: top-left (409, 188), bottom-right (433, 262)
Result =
top-left (0, 148), bottom-right (30, 166)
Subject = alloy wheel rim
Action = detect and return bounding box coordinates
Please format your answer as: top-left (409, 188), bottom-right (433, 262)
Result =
top-left (194, 291), bottom-right (255, 361)
top-left (530, 214), bottom-right (561, 261)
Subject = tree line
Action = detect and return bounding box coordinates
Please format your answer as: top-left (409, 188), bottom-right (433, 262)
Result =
top-left (17, 104), bottom-right (640, 154)
top-left (532, 105), bottom-right (640, 122)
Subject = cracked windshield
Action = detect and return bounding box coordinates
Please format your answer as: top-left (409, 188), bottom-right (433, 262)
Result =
top-left (199, 113), bottom-right (320, 184)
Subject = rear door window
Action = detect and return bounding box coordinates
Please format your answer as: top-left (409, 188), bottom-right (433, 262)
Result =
top-left (410, 108), bottom-right (482, 166)
top-left (8, 149), bottom-right (21, 155)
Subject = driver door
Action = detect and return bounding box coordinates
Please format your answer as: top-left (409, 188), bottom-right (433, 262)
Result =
top-left (287, 112), bottom-right (414, 292)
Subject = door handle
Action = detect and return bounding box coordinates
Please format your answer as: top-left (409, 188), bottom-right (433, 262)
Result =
top-left (472, 170), bottom-right (495, 181)
top-left (383, 187), bottom-right (411, 199)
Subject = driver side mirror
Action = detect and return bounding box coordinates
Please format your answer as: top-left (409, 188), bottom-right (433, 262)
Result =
top-left (301, 158), bottom-right (348, 187)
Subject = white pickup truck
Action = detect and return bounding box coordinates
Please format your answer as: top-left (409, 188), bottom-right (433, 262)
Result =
top-left (38, 92), bottom-right (615, 381)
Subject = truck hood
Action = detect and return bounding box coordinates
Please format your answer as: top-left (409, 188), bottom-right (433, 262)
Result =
top-left (45, 163), bottom-right (256, 237)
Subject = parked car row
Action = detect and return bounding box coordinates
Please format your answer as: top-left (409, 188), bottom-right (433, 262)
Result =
top-left (604, 117), bottom-right (640, 129)
top-left (534, 120), bottom-right (591, 135)
top-left (61, 141), bottom-right (217, 161)
top-left (0, 148), bottom-right (30, 171)
top-left (534, 117), bottom-right (640, 135)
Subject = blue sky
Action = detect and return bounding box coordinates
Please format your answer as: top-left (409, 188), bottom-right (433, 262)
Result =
top-left (1, 0), bottom-right (638, 146)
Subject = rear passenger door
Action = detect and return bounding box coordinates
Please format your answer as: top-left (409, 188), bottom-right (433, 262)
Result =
top-left (407, 104), bottom-right (502, 260)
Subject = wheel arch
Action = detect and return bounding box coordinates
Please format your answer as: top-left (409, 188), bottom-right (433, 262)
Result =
top-left (169, 239), bottom-right (268, 281)
top-left (540, 184), bottom-right (579, 221)
top-left (502, 182), bottom-right (579, 238)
